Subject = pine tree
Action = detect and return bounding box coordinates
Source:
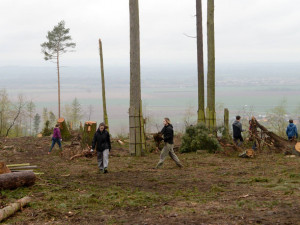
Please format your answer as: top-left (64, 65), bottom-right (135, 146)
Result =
top-left (41, 21), bottom-right (76, 118)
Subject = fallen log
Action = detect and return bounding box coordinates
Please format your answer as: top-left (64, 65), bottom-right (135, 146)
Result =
top-left (0, 162), bottom-right (11, 174)
top-left (70, 150), bottom-right (95, 160)
top-left (0, 196), bottom-right (31, 222)
top-left (0, 171), bottom-right (36, 190)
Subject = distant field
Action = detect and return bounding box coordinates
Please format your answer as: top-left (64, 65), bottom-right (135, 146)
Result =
top-left (1, 65), bottom-right (300, 134)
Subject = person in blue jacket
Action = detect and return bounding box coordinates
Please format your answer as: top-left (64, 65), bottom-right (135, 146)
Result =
top-left (286, 119), bottom-right (298, 141)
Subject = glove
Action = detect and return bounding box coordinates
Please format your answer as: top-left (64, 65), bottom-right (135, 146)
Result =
top-left (90, 149), bottom-right (94, 152)
top-left (60, 139), bottom-right (62, 142)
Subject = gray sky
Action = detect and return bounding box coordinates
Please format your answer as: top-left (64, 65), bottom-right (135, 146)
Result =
top-left (1, 0), bottom-right (300, 67)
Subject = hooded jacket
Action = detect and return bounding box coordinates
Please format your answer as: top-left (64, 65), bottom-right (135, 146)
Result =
top-left (52, 127), bottom-right (62, 139)
top-left (161, 124), bottom-right (174, 144)
top-left (232, 120), bottom-right (243, 138)
top-left (92, 129), bottom-right (111, 152)
top-left (286, 123), bottom-right (298, 139)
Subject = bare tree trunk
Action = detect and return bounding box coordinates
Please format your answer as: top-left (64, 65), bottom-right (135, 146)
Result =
top-left (207, 0), bottom-right (216, 129)
top-left (196, 0), bottom-right (205, 124)
top-left (224, 108), bottom-right (229, 137)
top-left (99, 39), bottom-right (109, 130)
top-left (129, 0), bottom-right (142, 156)
top-left (57, 51), bottom-right (61, 118)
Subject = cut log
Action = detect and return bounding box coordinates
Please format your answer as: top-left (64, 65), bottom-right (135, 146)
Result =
top-left (293, 142), bottom-right (300, 156)
top-left (0, 197), bottom-right (31, 222)
top-left (0, 171), bottom-right (36, 190)
top-left (117, 140), bottom-right (125, 145)
top-left (0, 162), bottom-right (11, 174)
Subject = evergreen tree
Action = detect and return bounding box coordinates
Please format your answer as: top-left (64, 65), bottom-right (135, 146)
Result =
top-left (41, 21), bottom-right (76, 118)
top-left (33, 113), bottom-right (41, 135)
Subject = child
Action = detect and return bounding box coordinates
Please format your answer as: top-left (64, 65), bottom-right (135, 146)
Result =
top-left (48, 124), bottom-right (62, 154)
top-left (232, 115), bottom-right (244, 146)
top-left (286, 119), bottom-right (298, 141)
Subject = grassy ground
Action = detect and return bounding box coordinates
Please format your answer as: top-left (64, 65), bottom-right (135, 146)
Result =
top-left (0, 136), bottom-right (300, 224)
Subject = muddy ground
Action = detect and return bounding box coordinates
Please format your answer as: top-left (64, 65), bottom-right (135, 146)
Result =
top-left (0, 136), bottom-right (300, 225)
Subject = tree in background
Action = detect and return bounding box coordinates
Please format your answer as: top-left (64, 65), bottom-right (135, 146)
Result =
top-left (206, 0), bottom-right (216, 130)
top-left (26, 100), bottom-right (36, 135)
top-left (267, 99), bottom-right (288, 138)
top-left (87, 104), bottom-right (94, 121)
top-left (129, 0), bottom-right (144, 156)
top-left (49, 111), bottom-right (56, 128)
top-left (6, 94), bottom-right (26, 137)
top-left (41, 20), bottom-right (76, 118)
top-left (0, 89), bottom-right (10, 136)
top-left (42, 108), bottom-right (49, 124)
top-left (33, 113), bottom-right (41, 135)
top-left (63, 104), bottom-right (72, 124)
top-left (196, 0), bottom-right (205, 124)
top-left (71, 98), bottom-right (83, 129)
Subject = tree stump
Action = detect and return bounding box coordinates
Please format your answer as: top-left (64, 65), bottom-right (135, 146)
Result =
top-left (82, 121), bottom-right (97, 147)
top-left (0, 171), bottom-right (36, 190)
top-left (57, 118), bottom-right (71, 141)
top-left (0, 162), bottom-right (11, 174)
top-left (293, 142), bottom-right (300, 156)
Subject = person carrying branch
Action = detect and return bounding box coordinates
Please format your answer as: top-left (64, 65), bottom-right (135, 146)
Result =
top-left (91, 122), bottom-right (111, 173)
top-left (48, 123), bottom-right (62, 154)
top-left (232, 115), bottom-right (244, 146)
top-left (286, 119), bottom-right (298, 141)
top-left (155, 118), bottom-right (183, 169)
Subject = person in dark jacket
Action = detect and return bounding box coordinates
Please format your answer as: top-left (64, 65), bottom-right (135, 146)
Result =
top-left (286, 119), bottom-right (298, 141)
top-left (48, 124), bottom-right (62, 155)
top-left (91, 122), bottom-right (111, 173)
top-left (232, 115), bottom-right (244, 146)
top-left (156, 118), bottom-right (182, 168)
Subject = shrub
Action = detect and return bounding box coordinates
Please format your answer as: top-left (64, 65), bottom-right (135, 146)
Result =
top-left (42, 120), bottom-right (52, 136)
top-left (180, 123), bottom-right (222, 153)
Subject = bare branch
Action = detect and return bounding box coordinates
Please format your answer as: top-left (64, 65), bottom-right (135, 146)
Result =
top-left (183, 33), bottom-right (196, 39)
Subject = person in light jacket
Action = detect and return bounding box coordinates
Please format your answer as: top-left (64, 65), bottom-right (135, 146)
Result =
top-left (91, 122), bottom-right (111, 173)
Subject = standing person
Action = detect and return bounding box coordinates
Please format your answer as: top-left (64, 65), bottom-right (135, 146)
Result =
top-left (156, 118), bottom-right (183, 168)
top-left (232, 115), bottom-right (244, 146)
top-left (286, 119), bottom-right (298, 141)
top-left (48, 124), bottom-right (62, 155)
top-left (91, 122), bottom-right (111, 173)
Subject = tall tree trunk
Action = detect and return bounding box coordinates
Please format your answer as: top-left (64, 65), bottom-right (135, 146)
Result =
top-left (57, 51), bottom-right (61, 118)
top-left (196, 0), bottom-right (205, 124)
top-left (99, 39), bottom-right (109, 130)
top-left (207, 0), bottom-right (216, 129)
top-left (129, 0), bottom-right (142, 156)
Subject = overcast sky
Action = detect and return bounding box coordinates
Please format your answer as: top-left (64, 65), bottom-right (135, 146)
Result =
top-left (1, 0), bottom-right (300, 67)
